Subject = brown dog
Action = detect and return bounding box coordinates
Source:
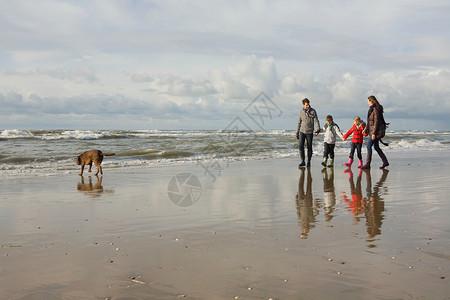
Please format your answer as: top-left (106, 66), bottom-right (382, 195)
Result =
top-left (76, 150), bottom-right (115, 176)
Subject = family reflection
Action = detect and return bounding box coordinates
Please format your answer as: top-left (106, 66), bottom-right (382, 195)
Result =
top-left (365, 169), bottom-right (389, 241)
top-left (295, 167), bottom-right (389, 241)
top-left (343, 168), bottom-right (365, 224)
top-left (295, 167), bottom-right (318, 239)
top-left (322, 168), bottom-right (337, 222)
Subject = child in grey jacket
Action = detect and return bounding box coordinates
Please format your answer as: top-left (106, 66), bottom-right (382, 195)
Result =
top-left (321, 115), bottom-right (344, 167)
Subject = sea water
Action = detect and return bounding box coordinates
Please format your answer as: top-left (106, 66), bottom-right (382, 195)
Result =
top-left (0, 129), bottom-right (448, 176)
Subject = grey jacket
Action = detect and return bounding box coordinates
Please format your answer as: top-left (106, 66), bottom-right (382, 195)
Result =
top-left (322, 123), bottom-right (344, 144)
top-left (296, 107), bottom-right (320, 134)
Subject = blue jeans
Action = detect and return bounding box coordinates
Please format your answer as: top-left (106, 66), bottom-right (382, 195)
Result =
top-left (299, 132), bottom-right (313, 162)
top-left (366, 135), bottom-right (383, 156)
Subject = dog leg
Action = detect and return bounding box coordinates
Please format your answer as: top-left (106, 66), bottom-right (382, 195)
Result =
top-left (88, 162), bottom-right (92, 172)
top-left (95, 165), bottom-right (102, 176)
top-left (79, 165), bottom-right (85, 176)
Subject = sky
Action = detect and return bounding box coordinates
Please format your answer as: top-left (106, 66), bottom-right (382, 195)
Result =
top-left (1, 0), bottom-right (450, 131)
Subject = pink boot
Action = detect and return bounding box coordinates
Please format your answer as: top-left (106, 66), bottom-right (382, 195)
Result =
top-left (357, 159), bottom-right (363, 168)
top-left (344, 168), bottom-right (353, 179)
top-left (344, 158), bottom-right (353, 167)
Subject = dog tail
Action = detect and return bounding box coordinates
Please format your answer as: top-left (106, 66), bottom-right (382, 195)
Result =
top-left (102, 152), bottom-right (116, 156)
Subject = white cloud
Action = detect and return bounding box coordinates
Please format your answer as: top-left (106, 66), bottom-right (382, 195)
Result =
top-left (5, 67), bottom-right (98, 83)
top-left (1, 1), bottom-right (450, 130)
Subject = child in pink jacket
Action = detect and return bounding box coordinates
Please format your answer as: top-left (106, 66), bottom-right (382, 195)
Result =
top-left (342, 116), bottom-right (367, 168)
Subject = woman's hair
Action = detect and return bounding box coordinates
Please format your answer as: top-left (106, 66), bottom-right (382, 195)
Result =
top-left (302, 98), bottom-right (310, 105)
top-left (368, 95), bottom-right (380, 105)
top-left (353, 116), bottom-right (361, 124)
top-left (326, 115), bottom-right (333, 121)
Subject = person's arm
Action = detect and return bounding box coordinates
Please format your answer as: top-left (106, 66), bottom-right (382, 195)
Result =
top-left (361, 124), bottom-right (368, 137)
top-left (296, 111), bottom-right (302, 139)
top-left (372, 108), bottom-right (380, 139)
top-left (335, 125), bottom-right (345, 140)
top-left (314, 110), bottom-right (320, 135)
top-left (362, 119), bottom-right (368, 135)
top-left (343, 127), bottom-right (352, 141)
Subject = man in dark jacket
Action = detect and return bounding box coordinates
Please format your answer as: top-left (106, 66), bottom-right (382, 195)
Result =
top-left (296, 98), bottom-right (320, 167)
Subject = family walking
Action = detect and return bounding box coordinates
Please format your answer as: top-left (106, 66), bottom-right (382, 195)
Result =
top-left (295, 96), bottom-right (389, 169)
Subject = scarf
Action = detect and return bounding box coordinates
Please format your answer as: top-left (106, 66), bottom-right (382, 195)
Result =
top-left (304, 108), bottom-right (315, 118)
top-left (327, 122), bottom-right (334, 131)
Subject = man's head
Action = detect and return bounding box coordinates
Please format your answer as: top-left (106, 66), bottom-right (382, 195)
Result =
top-left (302, 98), bottom-right (310, 110)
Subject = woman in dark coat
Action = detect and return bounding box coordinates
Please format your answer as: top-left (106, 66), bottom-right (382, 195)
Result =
top-left (361, 95), bottom-right (389, 169)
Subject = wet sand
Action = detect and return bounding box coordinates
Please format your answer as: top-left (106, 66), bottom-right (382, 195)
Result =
top-left (1, 152), bottom-right (449, 299)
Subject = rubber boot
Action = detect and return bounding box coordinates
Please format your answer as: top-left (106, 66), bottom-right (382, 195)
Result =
top-left (379, 152), bottom-right (389, 169)
top-left (344, 158), bottom-right (354, 167)
top-left (357, 167), bottom-right (362, 177)
top-left (307, 152), bottom-right (312, 168)
top-left (344, 167), bottom-right (353, 179)
top-left (327, 158), bottom-right (334, 168)
top-left (357, 159), bottom-right (363, 168)
top-left (299, 151), bottom-right (305, 167)
top-left (360, 154), bottom-right (372, 169)
top-left (321, 157), bottom-right (328, 167)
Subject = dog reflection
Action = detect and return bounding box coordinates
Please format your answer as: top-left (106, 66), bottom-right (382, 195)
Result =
top-left (77, 175), bottom-right (105, 197)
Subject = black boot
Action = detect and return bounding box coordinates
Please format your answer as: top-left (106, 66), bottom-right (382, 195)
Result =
top-left (307, 152), bottom-right (312, 168)
top-left (360, 154), bottom-right (372, 169)
top-left (299, 150), bottom-right (305, 167)
top-left (379, 152), bottom-right (389, 169)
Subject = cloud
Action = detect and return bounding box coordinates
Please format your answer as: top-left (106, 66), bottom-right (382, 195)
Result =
top-left (5, 67), bottom-right (98, 83)
top-left (130, 73), bottom-right (153, 83)
top-left (2, 56), bottom-right (449, 129)
top-left (151, 74), bottom-right (217, 97)
top-left (130, 55), bottom-right (279, 100)
top-left (1, 1), bottom-right (450, 130)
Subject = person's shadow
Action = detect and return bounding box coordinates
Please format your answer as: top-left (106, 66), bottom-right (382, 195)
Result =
top-left (296, 167), bottom-right (318, 239)
top-left (321, 167), bottom-right (337, 222)
top-left (363, 169), bottom-right (389, 244)
top-left (77, 175), bottom-right (113, 198)
top-left (343, 168), bottom-right (365, 224)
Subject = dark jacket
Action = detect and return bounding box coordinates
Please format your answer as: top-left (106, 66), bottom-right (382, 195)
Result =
top-left (366, 104), bottom-right (386, 139)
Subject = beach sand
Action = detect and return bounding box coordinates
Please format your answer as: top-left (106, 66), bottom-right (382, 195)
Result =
top-left (1, 151), bottom-right (449, 299)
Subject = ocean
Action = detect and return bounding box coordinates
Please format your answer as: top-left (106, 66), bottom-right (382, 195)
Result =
top-left (0, 129), bottom-right (449, 176)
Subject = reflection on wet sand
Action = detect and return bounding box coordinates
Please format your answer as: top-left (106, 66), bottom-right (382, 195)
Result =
top-left (365, 169), bottom-right (389, 243)
top-left (77, 175), bottom-right (114, 197)
top-left (295, 167), bottom-right (389, 242)
top-left (343, 168), bottom-right (365, 224)
top-left (295, 167), bottom-right (319, 239)
top-left (321, 167), bottom-right (337, 222)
